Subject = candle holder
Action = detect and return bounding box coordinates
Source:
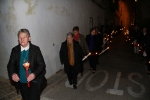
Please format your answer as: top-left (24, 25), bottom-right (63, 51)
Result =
top-left (23, 62), bottom-right (30, 87)
top-left (82, 53), bottom-right (91, 61)
top-left (99, 47), bottom-right (109, 55)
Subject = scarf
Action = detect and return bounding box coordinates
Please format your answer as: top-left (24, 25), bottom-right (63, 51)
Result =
top-left (74, 33), bottom-right (80, 41)
top-left (67, 42), bottom-right (74, 66)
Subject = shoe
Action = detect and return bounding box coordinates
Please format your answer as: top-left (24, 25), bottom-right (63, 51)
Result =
top-left (73, 85), bottom-right (77, 89)
top-left (89, 68), bottom-right (92, 70)
top-left (93, 70), bottom-right (96, 74)
top-left (80, 72), bottom-right (83, 76)
top-left (69, 80), bottom-right (72, 85)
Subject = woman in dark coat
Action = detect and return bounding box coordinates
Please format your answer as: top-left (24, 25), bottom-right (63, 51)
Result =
top-left (86, 28), bottom-right (99, 73)
top-left (59, 32), bottom-right (84, 89)
top-left (7, 29), bottom-right (47, 100)
top-left (132, 26), bottom-right (140, 54)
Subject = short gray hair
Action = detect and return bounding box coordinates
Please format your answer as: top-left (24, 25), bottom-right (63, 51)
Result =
top-left (66, 32), bottom-right (73, 37)
top-left (18, 28), bottom-right (30, 37)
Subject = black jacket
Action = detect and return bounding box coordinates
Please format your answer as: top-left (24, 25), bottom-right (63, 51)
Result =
top-left (132, 30), bottom-right (141, 43)
top-left (7, 42), bottom-right (47, 92)
top-left (139, 33), bottom-right (149, 51)
top-left (146, 36), bottom-right (150, 57)
top-left (86, 34), bottom-right (100, 53)
top-left (59, 40), bottom-right (84, 73)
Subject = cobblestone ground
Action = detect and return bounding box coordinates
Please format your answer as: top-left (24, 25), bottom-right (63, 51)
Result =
top-left (0, 77), bottom-right (22, 100)
top-left (0, 69), bottom-right (66, 100)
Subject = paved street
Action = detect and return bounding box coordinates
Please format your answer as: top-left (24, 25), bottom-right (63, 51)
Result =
top-left (41, 33), bottom-right (150, 100)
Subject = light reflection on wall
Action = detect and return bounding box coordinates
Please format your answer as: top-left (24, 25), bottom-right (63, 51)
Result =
top-left (117, 0), bottom-right (130, 29)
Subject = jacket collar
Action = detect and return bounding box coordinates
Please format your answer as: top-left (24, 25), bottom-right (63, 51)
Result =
top-left (21, 42), bottom-right (30, 51)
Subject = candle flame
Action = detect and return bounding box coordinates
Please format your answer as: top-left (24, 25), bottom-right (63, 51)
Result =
top-left (95, 52), bottom-right (98, 54)
top-left (23, 62), bottom-right (30, 69)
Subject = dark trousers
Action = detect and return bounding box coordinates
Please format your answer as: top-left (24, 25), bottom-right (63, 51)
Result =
top-left (80, 62), bottom-right (84, 73)
top-left (89, 55), bottom-right (98, 71)
top-left (147, 55), bottom-right (150, 72)
top-left (19, 82), bottom-right (40, 100)
top-left (67, 66), bottom-right (78, 85)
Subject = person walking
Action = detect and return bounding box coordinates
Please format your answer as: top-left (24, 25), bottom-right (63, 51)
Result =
top-left (86, 28), bottom-right (99, 73)
top-left (73, 26), bottom-right (89, 76)
top-left (59, 32), bottom-right (84, 89)
top-left (132, 26), bottom-right (140, 54)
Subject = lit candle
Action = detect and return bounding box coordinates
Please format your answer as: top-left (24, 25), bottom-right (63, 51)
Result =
top-left (82, 53), bottom-right (91, 61)
top-left (99, 47), bottom-right (109, 55)
top-left (102, 38), bottom-right (109, 47)
top-left (23, 62), bottom-right (30, 87)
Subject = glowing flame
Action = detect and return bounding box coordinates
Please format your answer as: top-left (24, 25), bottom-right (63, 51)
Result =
top-left (23, 62), bottom-right (30, 69)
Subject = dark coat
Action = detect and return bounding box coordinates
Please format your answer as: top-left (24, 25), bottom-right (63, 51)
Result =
top-left (96, 34), bottom-right (103, 52)
top-left (132, 30), bottom-right (141, 43)
top-left (78, 34), bottom-right (90, 55)
top-left (86, 34), bottom-right (100, 53)
top-left (7, 42), bottom-right (47, 92)
top-left (146, 36), bottom-right (150, 57)
top-left (139, 33), bottom-right (149, 51)
top-left (59, 40), bottom-right (84, 73)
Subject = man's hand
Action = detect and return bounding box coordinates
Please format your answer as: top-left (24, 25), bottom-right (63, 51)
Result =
top-left (27, 73), bottom-right (35, 82)
top-left (12, 73), bottom-right (20, 82)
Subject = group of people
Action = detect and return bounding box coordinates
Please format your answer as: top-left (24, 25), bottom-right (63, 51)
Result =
top-left (59, 26), bottom-right (107, 89)
top-left (129, 26), bottom-right (150, 74)
top-left (7, 26), bottom-right (108, 100)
